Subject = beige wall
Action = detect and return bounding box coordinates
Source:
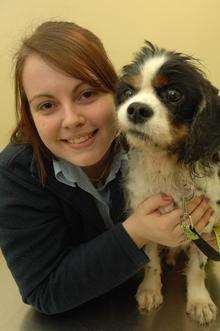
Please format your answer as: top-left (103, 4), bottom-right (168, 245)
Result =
top-left (0, 0), bottom-right (220, 149)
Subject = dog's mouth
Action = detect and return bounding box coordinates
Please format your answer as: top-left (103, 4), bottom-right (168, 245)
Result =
top-left (128, 129), bottom-right (150, 142)
top-left (128, 129), bottom-right (164, 150)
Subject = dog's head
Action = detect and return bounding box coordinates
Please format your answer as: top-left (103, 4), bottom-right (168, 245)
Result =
top-left (116, 41), bottom-right (220, 167)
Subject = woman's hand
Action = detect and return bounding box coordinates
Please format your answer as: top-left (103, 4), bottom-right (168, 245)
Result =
top-left (123, 194), bottom-right (214, 249)
top-left (184, 196), bottom-right (219, 252)
top-left (123, 194), bottom-right (185, 248)
top-left (186, 195), bottom-right (214, 233)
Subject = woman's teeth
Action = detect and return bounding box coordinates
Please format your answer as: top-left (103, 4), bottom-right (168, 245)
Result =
top-left (67, 131), bottom-right (96, 144)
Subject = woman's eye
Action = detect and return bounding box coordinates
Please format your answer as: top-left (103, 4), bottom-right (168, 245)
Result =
top-left (82, 91), bottom-right (93, 98)
top-left (79, 89), bottom-right (98, 102)
top-left (164, 88), bottom-right (183, 103)
top-left (37, 101), bottom-right (56, 111)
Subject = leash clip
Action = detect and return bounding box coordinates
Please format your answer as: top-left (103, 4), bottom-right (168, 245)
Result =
top-left (180, 198), bottom-right (199, 240)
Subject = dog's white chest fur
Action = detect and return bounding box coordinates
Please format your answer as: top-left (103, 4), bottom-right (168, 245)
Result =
top-left (125, 147), bottom-right (220, 230)
top-left (126, 148), bottom-right (192, 209)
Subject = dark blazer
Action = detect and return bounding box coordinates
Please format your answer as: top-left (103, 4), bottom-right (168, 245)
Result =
top-left (0, 143), bottom-right (148, 314)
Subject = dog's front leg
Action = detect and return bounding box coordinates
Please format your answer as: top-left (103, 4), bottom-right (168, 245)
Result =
top-left (136, 242), bottom-right (163, 311)
top-left (186, 245), bottom-right (217, 325)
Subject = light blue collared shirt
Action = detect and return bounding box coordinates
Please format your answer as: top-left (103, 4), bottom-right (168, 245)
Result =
top-left (53, 149), bottom-right (127, 228)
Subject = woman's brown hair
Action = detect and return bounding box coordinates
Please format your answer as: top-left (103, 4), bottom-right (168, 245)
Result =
top-left (11, 21), bottom-right (118, 184)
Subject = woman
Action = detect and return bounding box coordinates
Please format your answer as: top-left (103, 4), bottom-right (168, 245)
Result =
top-left (0, 21), bottom-right (216, 315)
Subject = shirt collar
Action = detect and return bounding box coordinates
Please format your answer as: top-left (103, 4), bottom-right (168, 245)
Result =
top-left (53, 147), bottom-right (127, 188)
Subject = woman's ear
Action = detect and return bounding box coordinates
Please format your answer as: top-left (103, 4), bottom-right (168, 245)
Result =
top-left (184, 93), bottom-right (220, 165)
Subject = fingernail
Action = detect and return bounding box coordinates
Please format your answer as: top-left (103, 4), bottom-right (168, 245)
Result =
top-left (162, 195), bottom-right (173, 201)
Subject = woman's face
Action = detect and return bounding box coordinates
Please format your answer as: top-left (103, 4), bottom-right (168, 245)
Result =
top-left (22, 54), bottom-right (117, 167)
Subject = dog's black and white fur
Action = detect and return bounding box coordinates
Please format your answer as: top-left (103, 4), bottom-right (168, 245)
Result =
top-left (116, 42), bottom-right (220, 325)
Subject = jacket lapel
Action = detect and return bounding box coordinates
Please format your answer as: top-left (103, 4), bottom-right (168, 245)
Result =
top-left (109, 170), bottom-right (127, 224)
top-left (45, 176), bottom-right (106, 233)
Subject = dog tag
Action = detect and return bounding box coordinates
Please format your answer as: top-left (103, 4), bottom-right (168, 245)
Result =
top-left (180, 217), bottom-right (199, 240)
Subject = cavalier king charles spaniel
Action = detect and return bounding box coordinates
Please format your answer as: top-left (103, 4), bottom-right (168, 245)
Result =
top-left (116, 41), bottom-right (220, 325)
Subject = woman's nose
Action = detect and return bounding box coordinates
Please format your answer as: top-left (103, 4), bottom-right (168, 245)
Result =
top-left (62, 105), bottom-right (86, 128)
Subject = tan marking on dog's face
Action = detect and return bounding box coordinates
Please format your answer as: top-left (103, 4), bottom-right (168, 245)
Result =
top-left (141, 55), bottom-right (168, 88)
top-left (153, 75), bottom-right (169, 88)
top-left (169, 122), bottom-right (189, 151)
top-left (125, 73), bottom-right (142, 91)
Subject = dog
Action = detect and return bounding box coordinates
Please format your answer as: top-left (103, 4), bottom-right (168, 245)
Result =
top-left (116, 41), bottom-right (220, 325)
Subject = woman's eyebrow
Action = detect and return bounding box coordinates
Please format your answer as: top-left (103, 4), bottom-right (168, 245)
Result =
top-left (72, 82), bottom-right (87, 95)
top-left (29, 82), bottom-right (86, 104)
top-left (29, 93), bottom-right (54, 104)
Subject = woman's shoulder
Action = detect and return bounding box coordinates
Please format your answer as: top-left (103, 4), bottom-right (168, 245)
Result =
top-left (0, 143), bottom-right (34, 170)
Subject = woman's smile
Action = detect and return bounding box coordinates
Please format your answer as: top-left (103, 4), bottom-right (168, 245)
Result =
top-left (61, 129), bottom-right (99, 150)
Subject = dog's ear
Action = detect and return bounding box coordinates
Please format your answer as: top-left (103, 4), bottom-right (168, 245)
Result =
top-left (184, 90), bottom-right (220, 166)
top-left (115, 78), bottom-right (136, 106)
top-left (115, 79), bottom-right (126, 106)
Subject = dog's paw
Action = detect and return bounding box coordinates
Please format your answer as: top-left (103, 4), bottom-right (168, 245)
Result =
top-left (136, 288), bottom-right (163, 312)
top-left (186, 299), bottom-right (217, 325)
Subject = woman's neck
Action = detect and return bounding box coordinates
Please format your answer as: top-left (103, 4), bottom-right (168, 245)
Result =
top-left (81, 141), bottom-right (118, 184)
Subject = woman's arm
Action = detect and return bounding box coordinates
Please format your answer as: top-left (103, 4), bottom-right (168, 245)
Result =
top-left (0, 166), bottom-right (148, 315)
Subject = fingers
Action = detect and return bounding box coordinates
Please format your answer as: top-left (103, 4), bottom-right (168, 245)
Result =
top-left (160, 207), bottom-right (183, 226)
top-left (190, 197), bottom-right (214, 229)
top-left (141, 194), bottom-right (173, 214)
top-left (186, 195), bottom-right (204, 214)
top-left (169, 221), bottom-right (187, 245)
top-left (194, 208), bottom-right (214, 232)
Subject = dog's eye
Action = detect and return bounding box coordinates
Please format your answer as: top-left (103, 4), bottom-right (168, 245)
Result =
top-left (123, 88), bottom-right (135, 98)
top-left (164, 88), bottom-right (183, 103)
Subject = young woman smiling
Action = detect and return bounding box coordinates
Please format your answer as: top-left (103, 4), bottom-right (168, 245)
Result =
top-left (0, 21), bottom-right (215, 315)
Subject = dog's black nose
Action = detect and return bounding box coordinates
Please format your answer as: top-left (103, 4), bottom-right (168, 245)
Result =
top-left (127, 102), bottom-right (153, 124)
